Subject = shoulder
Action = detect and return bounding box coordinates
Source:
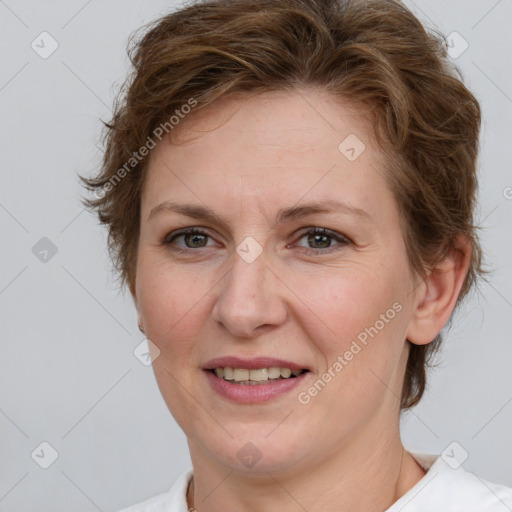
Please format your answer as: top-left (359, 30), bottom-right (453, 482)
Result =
top-left (116, 468), bottom-right (193, 512)
top-left (389, 452), bottom-right (512, 511)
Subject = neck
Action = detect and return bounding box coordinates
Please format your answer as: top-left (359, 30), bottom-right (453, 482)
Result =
top-left (186, 423), bottom-right (426, 512)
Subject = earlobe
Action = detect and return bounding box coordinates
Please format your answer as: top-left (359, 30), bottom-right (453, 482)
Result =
top-left (406, 235), bottom-right (471, 346)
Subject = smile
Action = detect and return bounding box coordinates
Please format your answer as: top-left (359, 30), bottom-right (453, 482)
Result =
top-left (211, 367), bottom-right (307, 385)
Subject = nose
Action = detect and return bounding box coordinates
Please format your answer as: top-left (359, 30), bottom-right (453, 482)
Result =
top-left (211, 246), bottom-right (287, 339)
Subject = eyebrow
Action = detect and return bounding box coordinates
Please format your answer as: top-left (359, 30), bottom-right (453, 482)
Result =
top-left (147, 199), bottom-right (373, 226)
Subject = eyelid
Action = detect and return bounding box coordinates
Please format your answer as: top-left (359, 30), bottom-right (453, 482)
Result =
top-left (290, 227), bottom-right (351, 254)
top-left (164, 227), bottom-right (219, 250)
top-left (293, 226), bottom-right (351, 243)
top-left (163, 226), bottom-right (351, 256)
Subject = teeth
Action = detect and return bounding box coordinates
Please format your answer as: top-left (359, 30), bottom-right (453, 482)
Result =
top-left (268, 367), bottom-right (281, 379)
top-left (212, 366), bottom-right (305, 383)
top-left (249, 368), bottom-right (268, 381)
top-left (280, 368), bottom-right (292, 378)
top-left (233, 369), bottom-right (249, 381)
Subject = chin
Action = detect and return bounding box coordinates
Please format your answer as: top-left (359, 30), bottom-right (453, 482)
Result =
top-left (198, 425), bottom-right (312, 475)
top-left (224, 446), bottom-right (305, 475)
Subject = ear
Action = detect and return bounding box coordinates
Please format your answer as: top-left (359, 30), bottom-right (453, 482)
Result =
top-left (406, 235), bottom-right (471, 346)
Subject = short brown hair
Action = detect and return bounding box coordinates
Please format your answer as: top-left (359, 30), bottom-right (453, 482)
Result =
top-left (80, 0), bottom-right (484, 410)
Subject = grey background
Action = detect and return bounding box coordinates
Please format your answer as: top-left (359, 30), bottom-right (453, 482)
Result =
top-left (1, 1), bottom-right (511, 511)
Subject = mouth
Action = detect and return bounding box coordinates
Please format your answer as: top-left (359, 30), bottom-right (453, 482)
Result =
top-left (208, 367), bottom-right (309, 385)
top-left (202, 356), bottom-right (311, 403)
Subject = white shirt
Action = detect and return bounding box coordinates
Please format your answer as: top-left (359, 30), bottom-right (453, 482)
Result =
top-left (117, 452), bottom-right (512, 511)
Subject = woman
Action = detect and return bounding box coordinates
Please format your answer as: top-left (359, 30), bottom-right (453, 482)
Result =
top-left (81, 0), bottom-right (512, 510)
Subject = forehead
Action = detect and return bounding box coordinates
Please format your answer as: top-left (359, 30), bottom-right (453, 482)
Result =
top-left (166, 88), bottom-right (375, 156)
top-left (142, 88), bottom-right (394, 224)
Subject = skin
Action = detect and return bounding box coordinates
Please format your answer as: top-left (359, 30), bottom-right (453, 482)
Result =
top-left (132, 88), bottom-right (471, 512)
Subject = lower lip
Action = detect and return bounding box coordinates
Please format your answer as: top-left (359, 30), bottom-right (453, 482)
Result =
top-left (204, 370), bottom-right (309, 404)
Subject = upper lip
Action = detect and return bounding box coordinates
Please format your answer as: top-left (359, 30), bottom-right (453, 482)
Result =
top-left (202, 356), bottom-right (309, 371)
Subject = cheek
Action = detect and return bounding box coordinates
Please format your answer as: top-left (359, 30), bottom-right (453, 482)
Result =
top-left (135, 254), bottom-right (207, 350)
top-left (295, 265), bottom-right (408, 405)
top-left (302, 265), bottom-right (404, 348)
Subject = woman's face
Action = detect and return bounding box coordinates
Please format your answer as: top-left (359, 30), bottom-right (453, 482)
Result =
top-left (134, 89), bottom-right (423, 473)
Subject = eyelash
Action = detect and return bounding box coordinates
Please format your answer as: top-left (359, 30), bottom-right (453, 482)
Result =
top-left (163, 227), bottom-right (350, 256)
